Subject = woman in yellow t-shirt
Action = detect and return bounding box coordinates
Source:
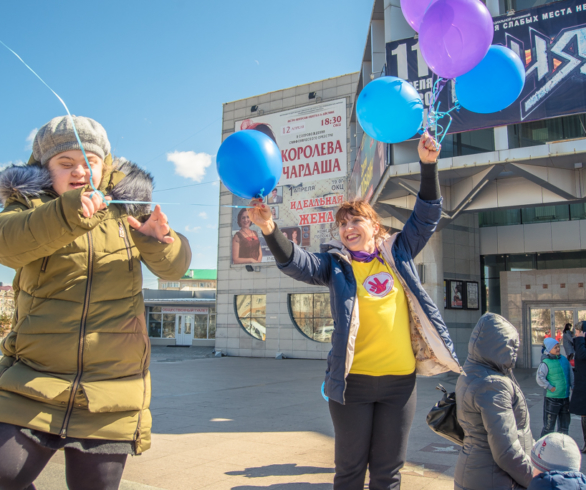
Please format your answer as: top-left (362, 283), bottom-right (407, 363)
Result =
top-left (249, 132), bottom-right (460, 489)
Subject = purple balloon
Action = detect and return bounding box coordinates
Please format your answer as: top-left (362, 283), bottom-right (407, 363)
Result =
top-left (401, 0), bottom-right (440, 32)
top-left (419, 0), bottom-right (494, 79)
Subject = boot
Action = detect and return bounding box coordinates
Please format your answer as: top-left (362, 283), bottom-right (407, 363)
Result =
top-left (582, 417), bottom-right (586, 453)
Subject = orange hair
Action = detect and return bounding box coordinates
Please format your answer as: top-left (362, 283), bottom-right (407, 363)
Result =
top-left (334, 199), bottom-right (388, 240)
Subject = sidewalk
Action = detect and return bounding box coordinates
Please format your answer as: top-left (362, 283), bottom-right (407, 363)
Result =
top-left (25, 350), bottom-right (586, 489)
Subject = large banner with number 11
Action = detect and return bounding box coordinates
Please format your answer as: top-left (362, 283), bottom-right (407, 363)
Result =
top-left (387, 0), bottom-right (586, 134)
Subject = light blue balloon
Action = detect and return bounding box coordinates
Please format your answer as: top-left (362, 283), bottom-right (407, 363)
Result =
top-left (216, 130), bottom-right (282, 199)
top-left (357, 76), bottom-right (424, 144)
top-left (456, 45), bottom-right (526, 114)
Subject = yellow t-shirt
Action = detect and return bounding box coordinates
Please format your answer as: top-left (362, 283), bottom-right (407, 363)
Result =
top-left (349, 257), bottom-right (416, 376)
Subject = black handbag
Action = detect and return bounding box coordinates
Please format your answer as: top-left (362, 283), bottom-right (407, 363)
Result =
top-left (426, 384), bottom-right (464, 446)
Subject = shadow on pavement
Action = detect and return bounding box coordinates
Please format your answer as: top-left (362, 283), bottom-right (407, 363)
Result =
top-left (231, 484), bottom-right (332, 489)
top-left (226, 464), bottom-right (335, 478)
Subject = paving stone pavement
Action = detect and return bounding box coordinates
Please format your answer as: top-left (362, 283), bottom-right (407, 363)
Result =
top-left (18, 349), bottom-right (586, 489)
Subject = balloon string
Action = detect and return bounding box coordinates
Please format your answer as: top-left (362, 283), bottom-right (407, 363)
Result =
top-left (0, 40), bottom-right (256, 210)
top-left (0, 39), bottom-right (106, 202)
top-left (420, 76), bottom-right (461, 145)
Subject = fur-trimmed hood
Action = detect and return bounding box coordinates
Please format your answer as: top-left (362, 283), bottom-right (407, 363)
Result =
top-left (0, 160), bottom-right (153, 217)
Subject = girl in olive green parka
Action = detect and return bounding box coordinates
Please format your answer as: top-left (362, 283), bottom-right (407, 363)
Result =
top-left (0, 115), bottom-right (191, 489)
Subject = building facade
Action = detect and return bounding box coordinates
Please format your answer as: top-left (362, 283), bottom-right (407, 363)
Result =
top-left (215, 74), bottom-right (358, 359)
top-left (215, 0), bottom-right (586, 367)
top-left (158, 269), bottom-right (217, 291)
top-left (144, 289), bottom-right (216, 347)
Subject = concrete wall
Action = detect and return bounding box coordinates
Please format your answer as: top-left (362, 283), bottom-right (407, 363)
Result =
top-left (215, 74), bottom-right (358, 359)
top-left (442, 213), bottom-right (482, 363)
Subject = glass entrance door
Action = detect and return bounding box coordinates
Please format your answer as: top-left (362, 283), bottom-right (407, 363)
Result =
top-left (175, 315), bottom-right (193, 346)
top-left (530, 307), bottom-right (586, 367)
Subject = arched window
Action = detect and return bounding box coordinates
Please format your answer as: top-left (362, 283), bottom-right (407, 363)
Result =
top-left (234, 295), bottom-right (266, 341)
top-left (288, 293), bottom-right (333, 343)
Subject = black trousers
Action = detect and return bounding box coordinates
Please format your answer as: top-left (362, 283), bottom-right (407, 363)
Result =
top-left (541, 396), bottom-right (571, 437)
top-left (0, 423), bottom-right (127, 490)
top-left (328, 372), bottom-right (417, 490)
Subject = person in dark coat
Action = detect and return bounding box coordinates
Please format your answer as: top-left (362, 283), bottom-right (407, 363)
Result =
top-left (570, 321), bottom-right (586, 453)
top-left (455, 313), bottom-right (534, 490)
top-left (564, 323), bottom-right (575, 361)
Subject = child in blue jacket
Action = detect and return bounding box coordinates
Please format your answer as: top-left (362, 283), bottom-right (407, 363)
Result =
top-left (529, 433), bottom-right (586, 489)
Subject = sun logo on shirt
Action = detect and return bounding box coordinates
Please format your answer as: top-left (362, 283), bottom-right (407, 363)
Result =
top-left (363, 272), bottom-right (394, 297)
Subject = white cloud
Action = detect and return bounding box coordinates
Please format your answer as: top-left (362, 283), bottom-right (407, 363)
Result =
top-left (206, 224), bottom-right (217, 229)
top-left (185, 225), bottom-right (201, 233)
top-left (0, 160), bottom-right (24, 171)
top-left (198, 212), bottom-right (208, 219)
top-left (211, 181), bottom-right (219, 186)
top-left (167, 151), bottom-right (212, 182)
top-left (25, 128), bottom-right (38, 151)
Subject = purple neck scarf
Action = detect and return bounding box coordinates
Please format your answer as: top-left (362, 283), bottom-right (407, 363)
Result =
top-left (348, 248), bottom-right (384, 264)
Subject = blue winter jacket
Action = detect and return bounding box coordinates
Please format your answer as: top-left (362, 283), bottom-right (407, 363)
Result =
top-left (528, 471), bottom-right (586, 489)
top-left (276, 195), bottom-right (461, 404)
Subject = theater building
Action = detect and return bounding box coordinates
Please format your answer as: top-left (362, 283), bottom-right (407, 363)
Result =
top-left (215, 0), bottom-right (586, 367)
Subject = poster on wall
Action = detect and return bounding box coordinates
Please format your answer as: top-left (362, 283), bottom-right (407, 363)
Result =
top-left (467, 282), bottom-right (479, 310)
top-left (230, 178), bottom-right (346, 264)
top-left (231, 100), bottom-right (348, 265)
top-left (348, 132), bottom-right (386, 201)
top-left (234, 98), bottom-right (347, 186)
top-left (449, 281), bottom-right (464, 309)
top-left (386, 0), bottom-right (586, 134)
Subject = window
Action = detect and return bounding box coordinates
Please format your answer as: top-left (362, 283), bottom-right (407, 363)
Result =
top-left (439, 128), bottom-right (495, 159)
top-left (209, 307), bottom-right (216, 339)
top-left (235, 295), bottom-right (266, 340)
top-left (505, 0), bottom-right (564, 13)
top-left (147, 306), bottom-right (216, 339)
top-left (479, 209), bottom-right (521, 228)
top-left (521, 205), bottom-right (569, 225)
top-left (146, 306), bottom-right (176, 338)
top-left (508, 113), bottom-right (586, 149)
top-left (570, 203), bottom-right (586, 221)
top-left (148, 306), bottom-right (162, 337)
top-left (479, 203), bottom-right (586, 228)
top-left (288, 293), bottom-right (334, 343)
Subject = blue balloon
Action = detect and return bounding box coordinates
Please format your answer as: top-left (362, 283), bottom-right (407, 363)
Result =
top-left (216, 130), bottom-right (282, 199)
top-left (456, 45), bottom-right (526, 114)
top-left (357, 76), bottom-right (424, 144)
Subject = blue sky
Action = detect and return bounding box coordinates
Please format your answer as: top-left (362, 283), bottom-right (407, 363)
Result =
top-left (0, 0), bottom-right (372, 288)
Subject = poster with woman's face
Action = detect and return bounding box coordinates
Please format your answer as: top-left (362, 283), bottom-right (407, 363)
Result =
top-left (230, 197), bottom-right (274, 265)
top-left (450, 281), bottom-right (463, 309)
top-left (281, 226), bottom-right (302, 246)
